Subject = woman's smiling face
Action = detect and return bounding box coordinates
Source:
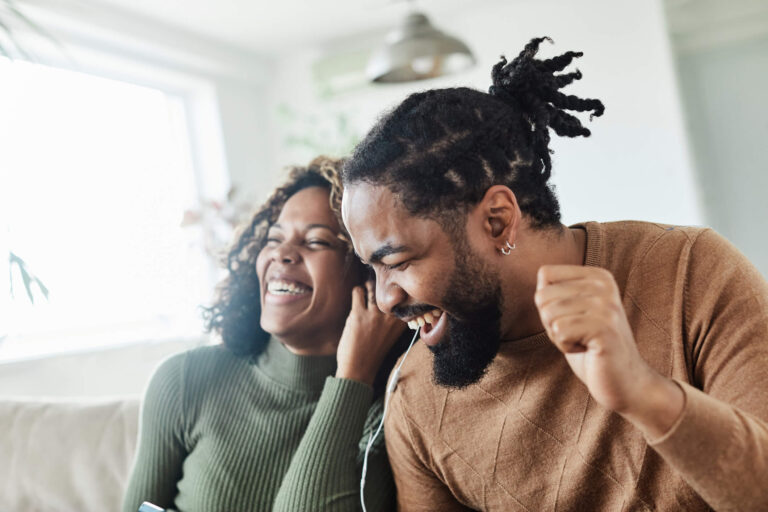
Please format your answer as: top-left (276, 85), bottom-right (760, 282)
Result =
top-left (256, 186), bottom-right (357, 352)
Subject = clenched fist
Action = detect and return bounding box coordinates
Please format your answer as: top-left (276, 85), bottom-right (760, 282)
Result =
top-left (534, 265), bottom-right (684, 439)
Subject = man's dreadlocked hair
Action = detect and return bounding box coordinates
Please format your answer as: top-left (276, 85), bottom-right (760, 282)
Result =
top-left (343, 37), bottom-right (605, 230)
top-left (203, 156), bottom-right (356, 358)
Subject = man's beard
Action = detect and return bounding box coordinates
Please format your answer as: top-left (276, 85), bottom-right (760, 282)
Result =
top-left (429, 240), bottom-right (503, 389)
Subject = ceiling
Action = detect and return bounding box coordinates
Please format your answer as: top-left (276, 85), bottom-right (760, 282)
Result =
top-left (20, 0), bottom-right (768, 61)
top-left (27, 0), bottom-right (489, 56)
top-left (664, 0), bottom-right (768, 52)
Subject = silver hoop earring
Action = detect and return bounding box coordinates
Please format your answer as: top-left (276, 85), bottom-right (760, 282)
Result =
top-left (500, 240), bottom-right (516, 256)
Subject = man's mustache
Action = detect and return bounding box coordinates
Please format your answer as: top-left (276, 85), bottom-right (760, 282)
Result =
top-left (391, 303), bottom-right (437, 320)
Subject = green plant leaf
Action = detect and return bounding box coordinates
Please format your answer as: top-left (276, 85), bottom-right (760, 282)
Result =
top-left (8, 251), bottom-right (49, 304)
top-left (33, 275), bottom-right (49, 299)
top-left (19, 263), bottom-right (35, 303)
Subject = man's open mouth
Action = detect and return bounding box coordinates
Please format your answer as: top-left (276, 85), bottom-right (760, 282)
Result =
top-left (407, 309), bottom-right (443, 332)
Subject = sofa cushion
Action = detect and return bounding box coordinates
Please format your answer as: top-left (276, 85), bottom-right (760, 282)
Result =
top-left (0, 398), bottom-right (140, 512)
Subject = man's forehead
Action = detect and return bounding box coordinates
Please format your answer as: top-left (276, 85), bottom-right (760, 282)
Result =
top-left (343, 183), bottom-right (404, 225)
top-left (342, 183), bottom-right (410, 254)
top-left (345, 181), bottom-right (398, 207)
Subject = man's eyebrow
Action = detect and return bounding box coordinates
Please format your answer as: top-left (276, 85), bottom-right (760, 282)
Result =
top-left (367, 243), bottom-right (409, 265)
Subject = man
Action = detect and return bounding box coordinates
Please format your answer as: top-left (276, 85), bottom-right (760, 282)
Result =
top-left (341, 37), bottom-right (768, 510)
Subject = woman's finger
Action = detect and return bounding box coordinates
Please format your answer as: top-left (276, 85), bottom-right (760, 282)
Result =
top-left (351, 285), bottom-right (366, 312)
top-left (365, 280), bottom-right (377, 310)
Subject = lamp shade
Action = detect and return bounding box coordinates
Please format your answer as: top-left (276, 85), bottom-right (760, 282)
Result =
top-left (367, 12), bottom-right (475, 83)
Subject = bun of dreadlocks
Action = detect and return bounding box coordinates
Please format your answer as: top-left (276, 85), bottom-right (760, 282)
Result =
top-left (488, 36), bottom-right (604, 181)
top-left (343, 36), bottom-right (605, 230)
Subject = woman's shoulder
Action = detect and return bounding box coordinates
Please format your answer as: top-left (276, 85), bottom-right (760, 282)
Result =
top-left (144, 344), bottom-right (258, 430)
top-left (150, 344), bottom-right (253, 395)
top-left (184, 342), bottom-right (245, 365)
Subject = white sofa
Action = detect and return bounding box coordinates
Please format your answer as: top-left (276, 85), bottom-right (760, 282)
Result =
top-left (0, 398), bottom-right (140, 512)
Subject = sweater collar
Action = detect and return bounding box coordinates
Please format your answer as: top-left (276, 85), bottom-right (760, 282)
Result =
top-left (255, 336), bottom-right (338, 392)
top-left (571, 221), bottom-right (603, 268)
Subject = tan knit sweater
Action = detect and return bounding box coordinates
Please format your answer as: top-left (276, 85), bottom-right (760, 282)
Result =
top-left (385, 221), bottom-right (768, 511)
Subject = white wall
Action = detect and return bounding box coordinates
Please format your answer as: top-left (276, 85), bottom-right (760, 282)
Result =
top-left (266, 0), bottom-right (703, 226)
top-left (675, 36), bottom-right (768, 278)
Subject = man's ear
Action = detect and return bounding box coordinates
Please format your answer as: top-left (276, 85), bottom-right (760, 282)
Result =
top-left (474, 185), bottom-right (522, 249)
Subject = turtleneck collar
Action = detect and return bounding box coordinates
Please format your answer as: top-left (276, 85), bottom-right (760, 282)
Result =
top-left (254, 336), bottom-right (338, 392)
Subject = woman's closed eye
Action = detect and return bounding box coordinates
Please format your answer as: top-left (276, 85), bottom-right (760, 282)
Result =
top-left (307, 239), bottom-right (332, 248)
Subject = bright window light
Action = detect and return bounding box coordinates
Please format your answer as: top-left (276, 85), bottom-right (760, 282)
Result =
top-left (0, 58), bottom-right (215, 362)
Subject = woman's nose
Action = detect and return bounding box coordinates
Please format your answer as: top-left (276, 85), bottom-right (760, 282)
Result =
top-left (272, 242), bottom-right (301, 264)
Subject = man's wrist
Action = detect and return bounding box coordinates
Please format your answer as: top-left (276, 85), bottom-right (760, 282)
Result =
top-left (620, 370), bottom-right (685, 441)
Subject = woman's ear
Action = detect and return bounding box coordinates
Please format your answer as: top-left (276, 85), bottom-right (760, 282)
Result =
top-left (476, 185), bottom-right (522, 250)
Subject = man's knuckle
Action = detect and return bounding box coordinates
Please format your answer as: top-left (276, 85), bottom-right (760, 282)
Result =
top-left (597, 268), bottom-right (612, 279)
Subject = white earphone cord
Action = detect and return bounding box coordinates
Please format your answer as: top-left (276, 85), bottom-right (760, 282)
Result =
top-left (360, 327), bottom-right (420, 512)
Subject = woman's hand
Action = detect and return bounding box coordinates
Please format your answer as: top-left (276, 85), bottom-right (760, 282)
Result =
top-left (336, 281), bottom-right (406, 387)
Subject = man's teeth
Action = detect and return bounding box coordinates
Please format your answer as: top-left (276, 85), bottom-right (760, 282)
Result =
top-left (408, 309), bottom-right (442, 330)
top-left (268, 280), bottom-right (310, 295)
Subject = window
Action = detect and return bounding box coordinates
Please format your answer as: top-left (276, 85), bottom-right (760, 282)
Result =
top-left (0, 58), bottom-right (217, 362)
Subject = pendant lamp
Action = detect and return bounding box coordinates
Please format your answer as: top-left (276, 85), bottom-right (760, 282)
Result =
top-left (367, 11), bottom-right (475, 83)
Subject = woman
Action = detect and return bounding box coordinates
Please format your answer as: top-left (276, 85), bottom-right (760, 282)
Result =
top-left (122, 157), bottom-right (406, 512)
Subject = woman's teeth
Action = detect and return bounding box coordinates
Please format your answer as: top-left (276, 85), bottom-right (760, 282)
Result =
top-left (408, 309), bottom-right (442, 330)
top-left (268, 280), bottom-right (311, 295)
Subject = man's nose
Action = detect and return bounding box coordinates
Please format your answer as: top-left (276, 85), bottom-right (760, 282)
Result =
top-left (375, 271), bottom-right (407, 316)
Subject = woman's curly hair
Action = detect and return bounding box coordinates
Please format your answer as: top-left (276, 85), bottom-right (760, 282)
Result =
top-left (202, 156), bottom-right (358, 358)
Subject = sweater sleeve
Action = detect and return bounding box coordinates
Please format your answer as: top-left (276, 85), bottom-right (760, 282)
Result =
top-left (122, 353), bottom-right (188, 512)
top-left (647, 229), bottom-right (768, 511)
top-left (384, 391), bottom-right (474, 512)
top-left (273, 376), bottom-right (396, 512)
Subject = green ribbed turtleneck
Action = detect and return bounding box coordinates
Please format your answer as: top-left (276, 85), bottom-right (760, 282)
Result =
top-left (122, 338), bottom-right (395, 512)
top-left (257, 334), bottom-right (338, 391)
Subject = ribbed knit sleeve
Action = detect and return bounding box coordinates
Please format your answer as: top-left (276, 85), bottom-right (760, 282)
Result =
top-left (122, 353), bottom-right (188, 512)
top-left (273, 376), bottom-right (396, 512)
